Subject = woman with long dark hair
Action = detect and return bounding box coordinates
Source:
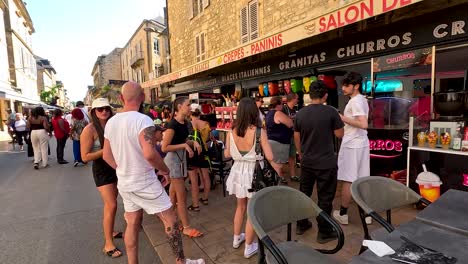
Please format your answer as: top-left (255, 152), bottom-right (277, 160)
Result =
top-left (80, 98), bottom-right (122, 258)
top-left (27, 106), bottom-right (50, 169)
top-left (161, 96), bottom-right (204, 238)
top-left (225, 97), bottom-right (273, 259)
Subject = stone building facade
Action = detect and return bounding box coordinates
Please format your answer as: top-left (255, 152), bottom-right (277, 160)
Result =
top-left (0, 0), bottom-right (40, 131)
top-left (120, 18), bottom-right (169, 103)
top-left (167, 0), bottom-right (361, 72)
top-left (36, 56), bottom-right (56, 94)
top-left (91, 48), bottom-right (122, 90)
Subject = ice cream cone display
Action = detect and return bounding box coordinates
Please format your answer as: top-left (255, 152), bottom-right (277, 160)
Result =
top-left (417, 132), bottom-right (426, 147)
top-left (440, 132), bottom-right (451, 149)
top-left (427, 131), bottom-right (438, 148)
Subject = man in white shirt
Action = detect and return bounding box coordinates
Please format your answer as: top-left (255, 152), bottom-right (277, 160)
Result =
top-left (103, 81), bottom-right (204, 264)
top-left (333, 72), bottom-right (371, 225)
top-left (64, 112), bottom-right (72, 126)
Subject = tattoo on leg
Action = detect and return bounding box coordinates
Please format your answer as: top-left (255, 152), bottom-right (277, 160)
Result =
top-left (167, 221), bottom-right (184, 261)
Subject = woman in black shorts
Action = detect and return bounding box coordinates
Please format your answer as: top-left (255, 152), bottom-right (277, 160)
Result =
top-left (80, 98), bottom-right (122, 258)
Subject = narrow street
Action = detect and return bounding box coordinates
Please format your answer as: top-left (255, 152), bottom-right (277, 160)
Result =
top-left (0, 139), bottom-right (161, 264)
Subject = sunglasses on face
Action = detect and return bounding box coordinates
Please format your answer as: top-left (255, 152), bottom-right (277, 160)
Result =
top-left (96, 107), bottom-right (111, 113)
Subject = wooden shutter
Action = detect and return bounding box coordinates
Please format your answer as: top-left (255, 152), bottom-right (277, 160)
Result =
top-left (203, 0), bottom-right (210, 9)
top-left (196, 35), bottom-right (200, 62)
top-left (188, 0), bottom-right (193, 19)
top-left (240, 6), bottom-right (249, 44)
top-left (249, 0), bottom-right (259, 40)
top-left (199, 0), bottom-right (203, 14)
top-left (200, 33), bottom-right (206, 60)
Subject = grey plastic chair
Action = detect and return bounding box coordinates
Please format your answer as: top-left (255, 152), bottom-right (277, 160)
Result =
top-left (247, 186), bottom-right (344, 264)
top-left (351, 176), bottom-right (431, 252)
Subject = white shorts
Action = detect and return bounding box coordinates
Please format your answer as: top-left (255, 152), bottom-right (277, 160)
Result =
top-left (337, 146), bottom-right (370, 182)
top-left (119, 181), bottom-right (172, 215)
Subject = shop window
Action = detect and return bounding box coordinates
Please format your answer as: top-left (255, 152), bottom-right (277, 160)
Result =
top-left (195, 32), bottom-right (206, 62)
top-left (240, 0), bottom-right (259, 44)
top-left (188, 0), bottom-right (209, 19)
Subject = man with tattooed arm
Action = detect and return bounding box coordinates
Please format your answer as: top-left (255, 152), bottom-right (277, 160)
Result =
top-left (103, 81), bottom-right (204, 264)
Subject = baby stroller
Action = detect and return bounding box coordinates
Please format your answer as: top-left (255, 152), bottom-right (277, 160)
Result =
top-left (207, 130), bottom-right (232, 196)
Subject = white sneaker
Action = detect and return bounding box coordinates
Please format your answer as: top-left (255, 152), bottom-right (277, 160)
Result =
top-left (185, 258), bottom-right (205, 264)
top-left (365, 216), bottom-right (373, 225)
top-left (233, 233), bottom-right (246, 249)
top-left (333, 210), bottom-right (349, 225)
top-left (244, 242), bottom-right (258, 259)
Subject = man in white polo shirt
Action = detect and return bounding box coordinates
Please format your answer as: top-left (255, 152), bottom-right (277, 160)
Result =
top-left (103, 81), bottom-right (204, 264)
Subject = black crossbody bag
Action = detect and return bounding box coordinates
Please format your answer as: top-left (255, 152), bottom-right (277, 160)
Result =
top-left (248, 128), bottom-right (279, 192)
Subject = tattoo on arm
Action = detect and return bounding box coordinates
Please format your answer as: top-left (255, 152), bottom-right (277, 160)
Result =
top-left (143, 126), bottom-right (156, 147)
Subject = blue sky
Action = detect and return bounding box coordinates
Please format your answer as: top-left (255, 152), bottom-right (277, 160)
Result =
top-left (27, 0), bottom-right (166, 102)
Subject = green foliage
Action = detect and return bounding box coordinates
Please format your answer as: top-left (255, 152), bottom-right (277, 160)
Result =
top-left (99, 85), bottom-right (121, 105)
top-left (40, 84), bottom-right (62, 104)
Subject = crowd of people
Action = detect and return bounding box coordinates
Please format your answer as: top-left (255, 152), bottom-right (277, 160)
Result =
top-left (2, 71), bottom-right (370, 264)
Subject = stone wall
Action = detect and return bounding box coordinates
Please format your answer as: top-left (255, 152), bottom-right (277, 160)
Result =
top-left (93, 48), bottom-right (122, 90)
top-left (101, 48), bottom-right (122, 86)
top-left (167, 0), bottom-right (360, 71)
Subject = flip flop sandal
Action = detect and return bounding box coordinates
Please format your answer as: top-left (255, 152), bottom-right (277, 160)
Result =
top-left (187, 205), bottom-right (200, 212)
top-left (183, 227), bottom-right (204, 238)
top-left (113, 232), bottom-right (123, 239)
top-left (103, 247), bottom-right (122, 258)
top-left (199, 198), bottom-right (209, 205)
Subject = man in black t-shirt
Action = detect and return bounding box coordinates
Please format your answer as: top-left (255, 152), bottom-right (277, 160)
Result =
top-left (282, 93), bottom-right (299, 182)
top-left (294, 80), bottom-right (344, 243)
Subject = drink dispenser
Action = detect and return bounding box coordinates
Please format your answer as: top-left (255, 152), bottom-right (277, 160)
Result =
top-left (303, 76), bottom-right (311, 93)
top-left (416, 164), bottom-right (442, 202)
top-left (290, 78), bottom-right (303, 93)
top-left (258, 83), bottom-right (264, 96)
top-left (263, 83), bottom-right (269, 97)
top-left (278, 80), bottom-right (284, 95)
top-left (283, 80), bottom-right (291, 94)
top-left (268, 81), bottom-right (278, 96)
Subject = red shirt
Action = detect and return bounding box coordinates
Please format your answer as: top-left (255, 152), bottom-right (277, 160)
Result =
top-left (52, 116), bottom-right (70, 139)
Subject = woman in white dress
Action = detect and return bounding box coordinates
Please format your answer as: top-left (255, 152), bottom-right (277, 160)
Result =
top-left (225, 97), bottom-right (273, 259)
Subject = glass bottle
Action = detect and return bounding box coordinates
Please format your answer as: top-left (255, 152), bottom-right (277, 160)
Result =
top-left (452, 126), bottom-right (462, 151)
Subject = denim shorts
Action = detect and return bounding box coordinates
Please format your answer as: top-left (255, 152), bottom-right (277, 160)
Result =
top-left (164, 150), bottom-right (187, 179)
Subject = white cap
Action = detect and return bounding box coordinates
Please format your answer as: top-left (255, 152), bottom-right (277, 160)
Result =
top-left (190, 103), bottom-right (201, 112)
top-left (91, 98), bottom-right (111, 109)
top-left (416, 164), bottom-right (442, 186)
